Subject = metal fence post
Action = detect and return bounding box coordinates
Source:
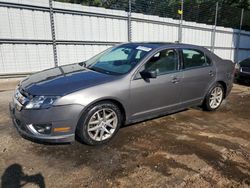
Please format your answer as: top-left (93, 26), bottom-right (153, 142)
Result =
top-left (128, 0), bottom-right (132, 42)
top-left (235, 9), bottom-right (244, 63)
top-left (49, 0), bottom-right (58, 67)
top-left (178, 0), bottom-right (184, 43)
top-left (211, 2), bottom-right (218, 52)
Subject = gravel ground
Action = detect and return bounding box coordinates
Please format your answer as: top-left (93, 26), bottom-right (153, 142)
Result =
top-left (0, 79), bottom-right (250, 188)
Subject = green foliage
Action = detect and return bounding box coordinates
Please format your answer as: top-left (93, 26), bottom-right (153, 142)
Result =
top-left (54, 0), bottom-right (250, 10)
top-left (54, 0), bottom-right (250, 11)
top-left (54, 0), bottom-right (250, 30)
top-left (55, 0), bottom-right (114, 7)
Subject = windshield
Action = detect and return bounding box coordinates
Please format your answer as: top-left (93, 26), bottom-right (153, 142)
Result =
top-left (84, 44), bottom-right (152, 75)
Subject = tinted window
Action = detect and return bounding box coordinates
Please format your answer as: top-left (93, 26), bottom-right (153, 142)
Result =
top-left (143, 49), bottom-right (178, 75)
top-left (182, 49), bottom-right (210, 69)
top-left (135, 50), bottom-right (147, 60)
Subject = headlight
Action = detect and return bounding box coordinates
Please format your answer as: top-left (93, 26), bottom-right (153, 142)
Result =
top-left (25, 96), bottom-right (59, 109)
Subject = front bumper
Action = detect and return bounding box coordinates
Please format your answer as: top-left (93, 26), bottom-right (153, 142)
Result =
top-left (9, 101), bottom-right (84, 143)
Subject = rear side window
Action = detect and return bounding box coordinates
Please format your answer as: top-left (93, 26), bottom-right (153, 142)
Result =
top-left (182, 49), bottom-right (211, 69)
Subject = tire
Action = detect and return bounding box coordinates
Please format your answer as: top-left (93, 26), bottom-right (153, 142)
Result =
top-left (76, 101), bottom-right (122, 145)
top-left (202, 83), bottom-right (224, 111)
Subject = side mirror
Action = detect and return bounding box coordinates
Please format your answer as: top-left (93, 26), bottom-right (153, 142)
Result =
top-left (140, 70), bottom-right (157, 79)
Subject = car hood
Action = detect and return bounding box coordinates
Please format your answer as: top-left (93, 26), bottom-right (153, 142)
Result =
top-left (19, 63), bottom-right (118, 96)
top-left (240, 58), bottom-right (250, 67)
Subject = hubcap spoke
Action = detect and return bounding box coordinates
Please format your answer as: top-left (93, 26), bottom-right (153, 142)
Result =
top-left (100, 129), bottom-right (105, 141)
top-left (103, 126), bottom-right (110, 134)
top-left (89, 120), bottom-right (99, 125)
top-left (106, 123), bottom-right (114, 129)
top-left (97, 112), bottom-right (102, 121)
top-left (210, 100), bottom-right (215, 107)
top-left (94, 129), bottom-right (99, 139)
top-left (106, 112), bottom-right (115, 119)
top-left (106, 117), bottom-right (116, 124)
top-left (88, 125), bottom-right (99, 132)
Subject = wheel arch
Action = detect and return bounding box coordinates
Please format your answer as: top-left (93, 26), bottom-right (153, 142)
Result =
top-left (203, 80), bottom-right (227, 104)
top-left (217, 80), bottom-right (227, 98)
top-left (77, 97), bottom-right (127, 127)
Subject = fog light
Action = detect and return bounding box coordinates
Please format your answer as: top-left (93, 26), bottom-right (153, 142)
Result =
top-left (27, 124), bottom-right (52, 135)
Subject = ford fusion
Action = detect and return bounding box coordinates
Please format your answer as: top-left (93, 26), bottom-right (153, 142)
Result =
top-left (9, 43), bottom-right (235, 145)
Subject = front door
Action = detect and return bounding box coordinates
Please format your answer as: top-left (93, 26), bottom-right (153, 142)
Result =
top-left (129, 48), bottom-right (183, 120)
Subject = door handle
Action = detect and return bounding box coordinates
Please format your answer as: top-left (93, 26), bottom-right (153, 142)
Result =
top-left (171, 77), bottom-right (179, 84)
top-left (209, 71), bottom-right (215, 77)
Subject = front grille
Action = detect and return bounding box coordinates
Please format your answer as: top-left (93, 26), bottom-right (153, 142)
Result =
top-left (241, 67), bottom-right (250, 73)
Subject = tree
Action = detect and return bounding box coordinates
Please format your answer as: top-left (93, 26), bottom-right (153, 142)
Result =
top-left (56, 0), bottom-right (102, 6)
top-left (54, 0), bottom-right (250, 30)
top-left (55, 0), bottom-right (250, 10)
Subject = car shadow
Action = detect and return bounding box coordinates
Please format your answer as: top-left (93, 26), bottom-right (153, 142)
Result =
top-left (1, 163), bottom-right (45, 188)
top-left (234, 80), bottom-right (250, 87)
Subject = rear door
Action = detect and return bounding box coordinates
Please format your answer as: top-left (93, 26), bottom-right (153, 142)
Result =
top-left (180, 48), bottom-right (216, 107)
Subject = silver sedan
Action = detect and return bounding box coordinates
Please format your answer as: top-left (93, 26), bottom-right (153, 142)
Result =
top-left (9, 42), bottom-right (235, 145)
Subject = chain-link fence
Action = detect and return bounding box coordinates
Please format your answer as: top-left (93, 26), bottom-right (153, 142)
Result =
top-left (0, 0), bottom-right (250, 75)
top-left (52, 0), bottom-right (250, 61)
top-left (63, 0), bottom-right (250, 30)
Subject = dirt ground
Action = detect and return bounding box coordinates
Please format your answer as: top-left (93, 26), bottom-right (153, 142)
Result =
top-left (0, 79), bottom-right (250, 188)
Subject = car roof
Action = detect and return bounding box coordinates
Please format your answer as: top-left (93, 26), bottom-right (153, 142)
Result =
top-left (122, 42), bottom-right (224, 62)
top-left (122, 42), bottom-right (205, 50)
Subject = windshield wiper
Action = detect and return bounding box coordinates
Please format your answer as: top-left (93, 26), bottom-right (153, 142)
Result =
top-left (78, 61), bottom-right (101, 73)
top-left (88, 66), bottom-right (114, 75)
top-left (87, 66), bottom-right (102, 73)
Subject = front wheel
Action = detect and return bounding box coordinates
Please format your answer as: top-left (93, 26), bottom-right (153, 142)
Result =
top-left (202, 83), bottom-right (224, 111)
top-left (76, 101), bottom-right (122, 145)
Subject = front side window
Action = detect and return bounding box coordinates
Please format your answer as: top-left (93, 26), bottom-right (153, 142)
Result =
top-left (182, 49), bottom-right (210, 69)
top-left (143, 49), bottom-right (178, 75)
top-left (85, 45), bottom-right (151, 75)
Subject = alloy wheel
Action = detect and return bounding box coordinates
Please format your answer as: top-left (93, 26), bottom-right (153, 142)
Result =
top-left (209, 86), bottom-right (223, 109)
top-left (87, 108), bottom-right (118, 141)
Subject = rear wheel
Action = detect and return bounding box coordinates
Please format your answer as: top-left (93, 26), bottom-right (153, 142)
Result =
top-left (202, 83), bottom-right (224, 111)
top-left (76, 101), bottom-right (122, 145)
